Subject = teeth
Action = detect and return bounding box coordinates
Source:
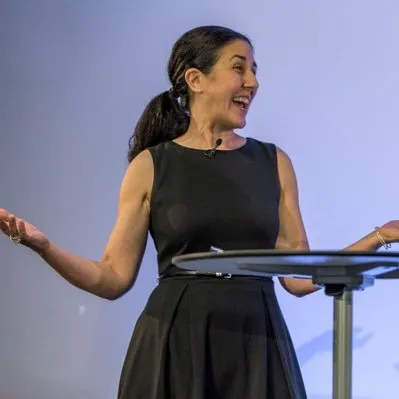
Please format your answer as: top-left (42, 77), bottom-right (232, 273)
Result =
top-left (233, 96), bottom-right (250, 105)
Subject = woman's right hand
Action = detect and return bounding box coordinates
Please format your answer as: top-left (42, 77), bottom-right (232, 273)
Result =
top-left (0, 208), bottom-right (50, 254)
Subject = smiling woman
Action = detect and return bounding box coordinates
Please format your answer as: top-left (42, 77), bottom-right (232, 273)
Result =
top-left (1, 24), bottom-right (398, 399)
top-left (128, 26), bottom-right (259, 160)
top-left (120, 25), bottom-right (310, 399)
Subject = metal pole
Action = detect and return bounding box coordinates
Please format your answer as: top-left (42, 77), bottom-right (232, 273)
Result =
top-left (333, 290), bottom-right (353, 399)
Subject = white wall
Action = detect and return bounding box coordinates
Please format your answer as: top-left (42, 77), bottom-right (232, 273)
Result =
top-left (1, 1), bottom-right (398, 398)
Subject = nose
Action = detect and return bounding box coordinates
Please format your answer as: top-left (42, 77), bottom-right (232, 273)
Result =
top-left (244, 71), bottom-right (259, 96)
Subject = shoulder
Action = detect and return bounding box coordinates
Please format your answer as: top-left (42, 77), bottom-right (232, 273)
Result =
top-left (247, 138), bottom-right (278, 164)
top-left (146, 141), bottom-right (171, 157)
top-left (248, 137), bottom-right (277, 153)
top-left (275, 146), bottom-right (298, 192)
top-left (127, 149), bottom-right (154, 175)
top-left (275, 146), bottom-right (293, 168)
top-left (121, 149), bottom-right (154, 200)
top-left (247, 137), bottom-right (292, 161)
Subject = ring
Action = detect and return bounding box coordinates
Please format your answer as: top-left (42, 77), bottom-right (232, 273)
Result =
top-left (9, 234), bottom-right (22, 245)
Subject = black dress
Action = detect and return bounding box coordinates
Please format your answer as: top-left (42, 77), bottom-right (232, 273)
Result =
top-left (118, 138), bottom-right (307, 399)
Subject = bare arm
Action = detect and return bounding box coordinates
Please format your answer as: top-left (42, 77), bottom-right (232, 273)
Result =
top-left (275, 147), bottom-right (385, 297)
top-left (3, 150), bottom-right (153, 300)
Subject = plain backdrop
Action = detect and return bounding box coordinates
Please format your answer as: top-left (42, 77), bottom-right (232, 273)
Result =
top-left (1, 1), bottom-right (399, 398)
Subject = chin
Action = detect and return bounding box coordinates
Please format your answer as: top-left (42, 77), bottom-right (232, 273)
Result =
top-left (234, 118), bottom-right (247, 129)
top-left (219, 117), bottom-right (247, 130)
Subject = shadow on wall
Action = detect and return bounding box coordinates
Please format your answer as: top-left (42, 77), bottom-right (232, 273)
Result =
top-left (296, 327), bottom-right (374, 366)
top-left (300, 328), bottom-right (399, 399)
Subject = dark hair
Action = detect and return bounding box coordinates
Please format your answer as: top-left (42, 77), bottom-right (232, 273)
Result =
top-left (127, 25), bottom-right (252, 162)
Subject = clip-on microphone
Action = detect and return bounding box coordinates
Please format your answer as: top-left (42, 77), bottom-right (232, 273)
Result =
top-left (204, 138), bottom-right (223, 159)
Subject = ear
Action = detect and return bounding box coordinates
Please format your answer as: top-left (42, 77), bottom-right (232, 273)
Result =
top-left (184, 68), bottom-right (204, 94)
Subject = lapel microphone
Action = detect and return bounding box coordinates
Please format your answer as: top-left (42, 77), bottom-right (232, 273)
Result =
top-left (204, 138), bottom-right (223, 159)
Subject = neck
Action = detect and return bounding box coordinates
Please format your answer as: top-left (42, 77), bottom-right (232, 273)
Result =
top-left (180, 119), bottom-right (236, 150)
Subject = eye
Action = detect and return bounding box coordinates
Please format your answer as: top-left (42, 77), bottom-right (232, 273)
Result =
top-left (233, 64), bottom-right (244, 73)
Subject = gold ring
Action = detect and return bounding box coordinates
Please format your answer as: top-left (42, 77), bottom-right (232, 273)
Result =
top-left (9, 234), bottom-right (22, 245)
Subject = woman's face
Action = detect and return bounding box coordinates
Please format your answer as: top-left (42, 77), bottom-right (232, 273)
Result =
top-left (192, 39), bottom-right (259, 131)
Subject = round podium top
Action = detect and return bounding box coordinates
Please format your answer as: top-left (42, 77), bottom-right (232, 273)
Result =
top-left (172, 250), bottom-right (399, 278)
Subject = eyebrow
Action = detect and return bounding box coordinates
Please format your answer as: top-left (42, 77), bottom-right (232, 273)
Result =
top-left (230, 54), bottom-right (258, 70)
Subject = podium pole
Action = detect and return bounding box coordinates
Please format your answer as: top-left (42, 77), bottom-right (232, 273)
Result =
top-left (333, 290), bottom-right (353, 399)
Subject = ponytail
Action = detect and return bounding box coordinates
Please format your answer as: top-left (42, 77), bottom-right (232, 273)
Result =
top-left (127, 90), bottom-right (190, 163)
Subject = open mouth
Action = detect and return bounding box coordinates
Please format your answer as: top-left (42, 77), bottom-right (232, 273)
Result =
top-left (232, 96), bottom-right (250, 111)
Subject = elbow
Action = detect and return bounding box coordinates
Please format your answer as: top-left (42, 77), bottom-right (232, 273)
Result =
top-left (105, 295), bottom-right (122, 301)
top-left (97, 288), bottom-right (128, 301)
top-left (290, 290), bottom-right (310, 298)
top-left (89, 281), bottom-right (130, 302)
top-left (280, 277), bottom-right (319, 297)
top-left (284, 285), bottom-right (308, 298)
top-left (89, 288), bottom-right (123, 301)
top-left (98, 283), bottom-right (132, 301)
top-left (291, 286), bottom-right (320, 297)
top-left (94, 261), bottom-right (137, 301)
top-left (102, 277), bottom-right (136, 301)
top-left (102, 292), bottom-right (123, 301)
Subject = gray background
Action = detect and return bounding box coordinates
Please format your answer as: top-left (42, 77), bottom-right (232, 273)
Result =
top-left (1, 1), bottom-right (399, 398)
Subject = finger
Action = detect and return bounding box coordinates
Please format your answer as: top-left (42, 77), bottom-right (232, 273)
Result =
top-left (8, 215), bottom-right (18, 237)
top-left (17, 220), bottom-right (27, 242)
top-left (0, 217), bottom-right (10, 235)
top-left (0, 209), bottom-right (11, 221)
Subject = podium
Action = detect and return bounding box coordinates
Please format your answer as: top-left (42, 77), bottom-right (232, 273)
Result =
top-left (172, 250), bottom-right (399, 399)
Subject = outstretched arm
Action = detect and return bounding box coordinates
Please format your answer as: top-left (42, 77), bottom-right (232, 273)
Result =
top-left (0, 150), bottom-right (153, 300)
top-left (275, 147), bottom-right (390, 297)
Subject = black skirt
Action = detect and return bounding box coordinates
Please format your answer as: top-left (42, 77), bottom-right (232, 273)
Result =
top-left (118, 276), bottom-right (307, 399)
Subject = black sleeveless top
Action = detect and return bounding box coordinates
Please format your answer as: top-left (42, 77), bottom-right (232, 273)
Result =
top-left (147, 138), bottom-right (281, 276)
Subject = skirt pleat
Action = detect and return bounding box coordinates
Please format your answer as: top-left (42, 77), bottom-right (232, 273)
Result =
top-left (118, 277), bottom-right (306, 399)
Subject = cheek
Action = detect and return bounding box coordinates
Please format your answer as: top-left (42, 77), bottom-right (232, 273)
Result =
top-left (207, 91), bottom-right (232, 112)
top-left (209, 73), bottom-right (242, 95)
top-left (205, 75), bottom-right (243, 113)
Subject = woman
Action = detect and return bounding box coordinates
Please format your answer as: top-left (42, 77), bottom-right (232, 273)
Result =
top-left (1, 25), bottom-right (399, 399)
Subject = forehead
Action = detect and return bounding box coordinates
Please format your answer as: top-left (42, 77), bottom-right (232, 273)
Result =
top-left (217, 39), bottom-right (255, 64)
